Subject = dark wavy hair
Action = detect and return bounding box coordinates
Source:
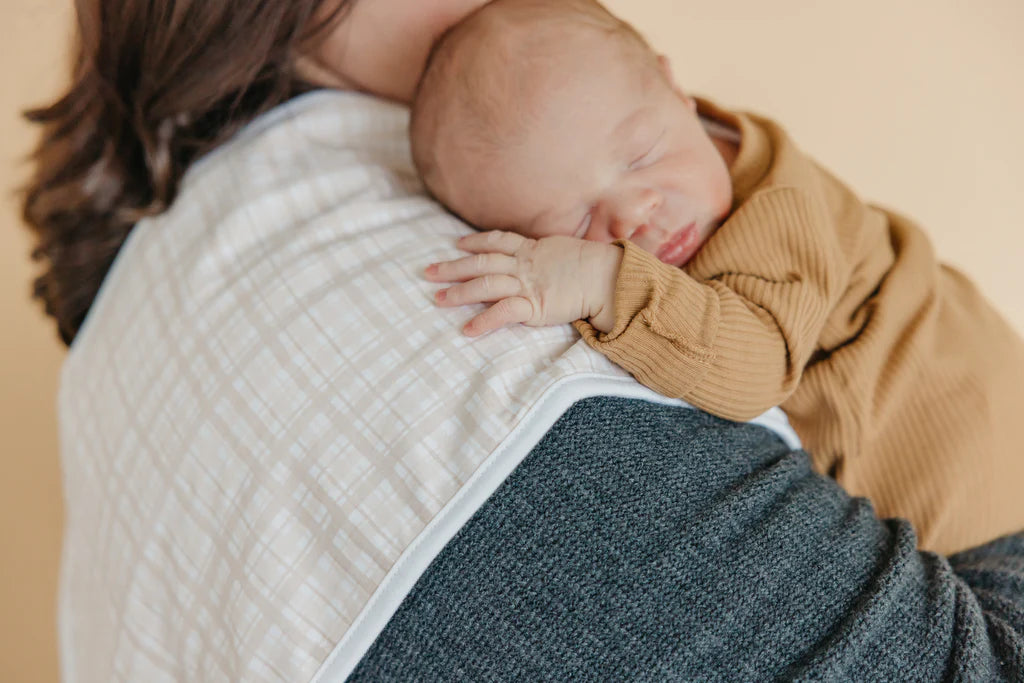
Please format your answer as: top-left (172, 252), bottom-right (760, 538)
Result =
top-left (21, 0), bottom-right (352, 345)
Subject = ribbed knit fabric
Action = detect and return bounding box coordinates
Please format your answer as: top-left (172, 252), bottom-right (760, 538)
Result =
top-left (351, 398), bottom-right (1024, 681)
top-left (575, 97), bottom-right (1024, 555)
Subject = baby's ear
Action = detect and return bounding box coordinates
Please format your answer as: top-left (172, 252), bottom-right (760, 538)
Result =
top-left (656, 54), bottom-right (697, 112)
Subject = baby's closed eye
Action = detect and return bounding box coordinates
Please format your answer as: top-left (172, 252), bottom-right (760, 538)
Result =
top-left (629, 128), bottom-right (666, 170)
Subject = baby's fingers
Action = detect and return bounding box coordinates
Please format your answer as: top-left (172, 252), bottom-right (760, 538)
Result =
top-left (456, 230), bottom-right (530, 255)
top-left (463, 297), bottom-right (533, 337)
top-left (435, 274), bottom-right (521, 307)
top-left (425, 253), bottom-right (517, 283)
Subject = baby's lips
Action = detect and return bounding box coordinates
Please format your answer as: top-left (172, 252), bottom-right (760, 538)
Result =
top-left (655, 222), bottom-right (699, 264)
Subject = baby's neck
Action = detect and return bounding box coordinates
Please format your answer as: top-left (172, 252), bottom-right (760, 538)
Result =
top-left (701, 115), bottom-right (740, 169)
top-left (711, 134), bottom-right (739, 169)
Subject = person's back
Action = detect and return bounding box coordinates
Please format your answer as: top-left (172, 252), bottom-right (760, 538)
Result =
top-left (60, 86), bottom-right (803, 680)
top-left (22, 0), bottom-right (1024, 679)
top-left (409, 0), bottom-right (1024, 554)
top-left (49, 78), bottom-right (1024, 683)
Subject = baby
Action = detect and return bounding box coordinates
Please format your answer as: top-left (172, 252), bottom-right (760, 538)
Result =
top-left (414, 0), bottom-right (1024, 554)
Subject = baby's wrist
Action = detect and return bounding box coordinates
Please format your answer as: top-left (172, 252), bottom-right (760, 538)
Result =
top-left (585, 243), bottom-right (623, 333)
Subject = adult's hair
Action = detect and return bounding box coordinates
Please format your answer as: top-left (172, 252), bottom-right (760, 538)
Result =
top-left (21, 0), bottom-right (351, 346)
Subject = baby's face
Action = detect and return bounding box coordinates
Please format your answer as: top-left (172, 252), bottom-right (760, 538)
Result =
top-left (439, 37), bottom-right (734, 268)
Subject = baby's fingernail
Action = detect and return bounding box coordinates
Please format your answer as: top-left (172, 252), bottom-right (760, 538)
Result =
top-left (436, 289), bottom-right (447, 302)
top-left (425, 263), bottom-right (438, 275)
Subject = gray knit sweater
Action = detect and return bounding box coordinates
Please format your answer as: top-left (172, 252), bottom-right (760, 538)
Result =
top-left (352, 397), bottom-right (1024, 681)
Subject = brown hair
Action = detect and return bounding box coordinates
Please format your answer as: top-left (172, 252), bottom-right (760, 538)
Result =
top-left (21, 0), bottom-right (352, 345)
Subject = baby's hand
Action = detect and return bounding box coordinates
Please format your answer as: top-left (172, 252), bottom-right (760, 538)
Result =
top-left (425, 230), bottom-right (622, 336)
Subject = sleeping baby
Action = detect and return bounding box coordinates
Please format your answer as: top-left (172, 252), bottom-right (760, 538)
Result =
top-left (414, 0), bottom-right (1024, 554)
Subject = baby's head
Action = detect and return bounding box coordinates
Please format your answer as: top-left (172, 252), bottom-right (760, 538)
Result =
top-left (410, 0), bottom-right (734, 267)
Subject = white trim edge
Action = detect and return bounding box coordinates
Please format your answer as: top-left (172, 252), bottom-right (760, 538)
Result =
top-left (311, 375), bottom-right (800, 682)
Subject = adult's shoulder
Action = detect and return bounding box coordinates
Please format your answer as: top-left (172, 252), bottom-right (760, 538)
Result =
top-left (57, 88), bottom-right (743, 681)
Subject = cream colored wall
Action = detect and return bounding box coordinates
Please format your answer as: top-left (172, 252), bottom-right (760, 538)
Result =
top-left (2, 1), bottom-right (70, 681)
top-left (2, 1), bottom-right (1022, 681)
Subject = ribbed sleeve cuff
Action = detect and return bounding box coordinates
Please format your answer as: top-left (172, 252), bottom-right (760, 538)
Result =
top-left (574, 241), bottom-right (720, 398)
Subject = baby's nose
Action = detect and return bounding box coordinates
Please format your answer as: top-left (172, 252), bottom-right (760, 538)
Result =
top-left (610, 189), bottom-right (662, 239)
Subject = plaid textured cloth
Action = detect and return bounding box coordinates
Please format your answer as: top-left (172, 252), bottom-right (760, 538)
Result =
top-left (56, 90), bottom-right (799, 682)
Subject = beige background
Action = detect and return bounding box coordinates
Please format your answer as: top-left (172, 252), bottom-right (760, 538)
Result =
top-left (2, 1), bottom-right (1022, 680)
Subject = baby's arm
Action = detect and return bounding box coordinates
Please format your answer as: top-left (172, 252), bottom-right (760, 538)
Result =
top-left (576, 188), bottom-right (847, 421)
top-left (427, 189), bottom-right (846, 423)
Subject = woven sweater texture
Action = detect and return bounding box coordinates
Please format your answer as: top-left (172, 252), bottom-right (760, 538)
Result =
top-left (575, 97), bottom-right (1024, 555)
top-left (352, 398), bottom-right (1024, 681)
